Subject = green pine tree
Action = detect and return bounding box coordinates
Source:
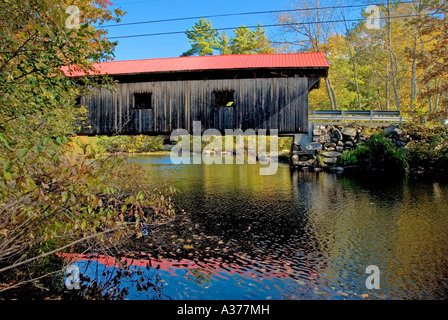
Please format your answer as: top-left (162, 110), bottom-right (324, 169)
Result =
top-left (229, 24), bottom-right (275, 54)
top-left (251, 24), bottom-right (276, 54)
top-left (229, 26), bottom-right (255, 54)
top-left (181, 18), bottom-right (221, 56)
top-left (220, 31), bottom-right (232, 55)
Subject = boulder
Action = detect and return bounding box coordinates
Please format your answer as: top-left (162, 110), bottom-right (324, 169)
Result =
top-left (291, 143), bottom-right (300, 152)
top-left (313, 128), bottom-right (322, 136)
top-left (344, 141), bottom-right (354, 148)
top-left (321, 151), bottom-right (342, 158)
top-left (333, 129), bottom-right (343, 141)
top-left (341, 127), bottom-right (357, 138)
top-left (298, 159), bottom-right (316, 167)
top-left (336, 146), bottom-right (344, 152)
top-left (384, 125), bottom-right (402, 140)
top-left (306, 159), bottom-right (316, 167)
top-left (302, 142), bottom-right (323, 151)
top-left (323, 157), bottom-right (338, 165)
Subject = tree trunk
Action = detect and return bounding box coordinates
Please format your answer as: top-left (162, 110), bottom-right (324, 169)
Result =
top-left (325, 78), bottom-right (335, 110)
top-left (427, 82), bottom-right (433, 113)
top-left (410, 35), bottom-right (418, 111)
top-left (386, 64), bottom-right (390, 111)
top-left (327, 78), bottom-right (338, 110)
top-left (349, 45), bottom-right (362, 110)
top-left (339, 4), bottom-right (361, 110)
top-left (387, 0), bottom-right (401, 111)
top-left (434, 78), bottom-right (442, 112)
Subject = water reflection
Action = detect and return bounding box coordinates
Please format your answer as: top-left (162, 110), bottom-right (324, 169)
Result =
top-left (66, 155), bottom-right (448, 300)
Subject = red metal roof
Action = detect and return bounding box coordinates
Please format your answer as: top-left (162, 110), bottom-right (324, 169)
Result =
top-left (63, 52), bottom-right (329, 77)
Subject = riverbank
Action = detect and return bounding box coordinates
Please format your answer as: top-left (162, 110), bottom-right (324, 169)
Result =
top-left (66, 122), bottom-right (448, 177)
top-left (289, 121), bottom-right (448, 177)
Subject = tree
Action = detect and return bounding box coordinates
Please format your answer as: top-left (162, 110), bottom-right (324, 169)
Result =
top-left (228, 24), bottom-right (275, 54)
top-left (220, 31), bottom-right (232, 55)
top-left (181, 18), bottom-right (221, 56)
top-left (417, 0), bottom-right (448, 110)
top-left (183, 20), bottom-right (275, 56)
top-left (0, 0), bottom-right (175, 296)
top-left (250, 24), bottom-right (276, 54)
top-left (279, 0), bottom-right (436, 113)
top-left (277, 0), bottom-right (339, 110)
top-left (229, 26), bottom-right (255, 54)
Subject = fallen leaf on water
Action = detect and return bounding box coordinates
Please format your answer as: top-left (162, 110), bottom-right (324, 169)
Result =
top-left (337, 290), bottom-right (349, 297)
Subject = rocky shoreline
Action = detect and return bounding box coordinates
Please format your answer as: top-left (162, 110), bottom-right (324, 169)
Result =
top-left (289, 123), bottom-right (416, 174)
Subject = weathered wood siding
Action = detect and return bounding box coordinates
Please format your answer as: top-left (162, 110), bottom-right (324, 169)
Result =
top-left (79, 77), bottom-right (310, 135)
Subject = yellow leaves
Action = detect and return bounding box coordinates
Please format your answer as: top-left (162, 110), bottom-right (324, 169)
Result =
top-left (3, 172), bottom-right (12, 180)
top-left (61, 191), bottom-right (69, 203)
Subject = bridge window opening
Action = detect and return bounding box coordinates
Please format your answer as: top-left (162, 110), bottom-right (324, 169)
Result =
top-left (214, 90), bottom-right (235, 108)
top-left (133, 92), bottom-right (153, 109)
top-left (75, 96), bottom-right (82, 107)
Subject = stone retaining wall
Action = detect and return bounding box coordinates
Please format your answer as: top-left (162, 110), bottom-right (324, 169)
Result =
top-left (290, 124), bottom-right (410, 171)
top-left (291, 124), bottom-right (366, 170)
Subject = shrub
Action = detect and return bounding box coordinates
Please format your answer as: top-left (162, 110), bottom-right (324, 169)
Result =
top-left (96, 135), bottom-right (164, 153)
top-left (407, 133), bottom-right (448, 169)
top-left (337, 132), bottom-right (408, 171)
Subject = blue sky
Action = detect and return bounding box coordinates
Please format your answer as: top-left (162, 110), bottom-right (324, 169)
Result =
top-left (105, 0), bottom-right (367, 61)
top-left (105, 0), bottom-right (291, 60)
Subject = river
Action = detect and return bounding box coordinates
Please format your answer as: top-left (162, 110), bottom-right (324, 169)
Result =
top-left (68, 154), bottom-right (448, 300)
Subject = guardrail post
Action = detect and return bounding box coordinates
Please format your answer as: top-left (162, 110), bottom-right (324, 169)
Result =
top-left (370, 110), bottom-right (373, 123)
top-left (341, 110), bottom-right (344, 122)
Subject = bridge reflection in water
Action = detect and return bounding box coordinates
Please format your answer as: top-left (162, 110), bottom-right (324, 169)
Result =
top-left (63, 155), bottom-right (448, 300)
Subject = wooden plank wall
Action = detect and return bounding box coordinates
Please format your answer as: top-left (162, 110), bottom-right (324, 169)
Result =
top-left (80, 77), bottom-right (309, 135)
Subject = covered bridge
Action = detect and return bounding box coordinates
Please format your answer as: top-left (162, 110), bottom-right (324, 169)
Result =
top-left (67, 52), bottom-right (329, 135)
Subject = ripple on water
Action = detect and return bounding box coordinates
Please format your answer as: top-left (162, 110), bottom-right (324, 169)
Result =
top-left (67, 156), bottom-right (448, 300)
